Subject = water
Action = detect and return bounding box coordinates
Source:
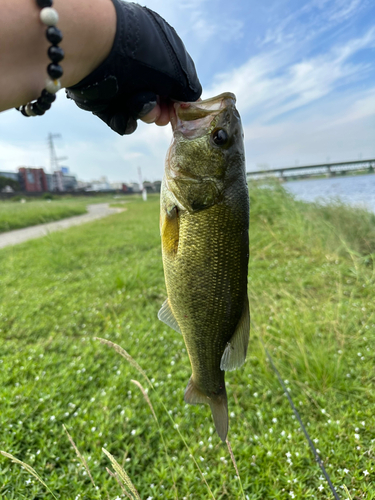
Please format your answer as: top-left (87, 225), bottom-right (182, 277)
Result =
top-left (283, 174), bottom-right (375, 213)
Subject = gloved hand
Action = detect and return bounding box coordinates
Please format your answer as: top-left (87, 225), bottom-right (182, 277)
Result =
top-left (66, 0), bottom-right (202, 135)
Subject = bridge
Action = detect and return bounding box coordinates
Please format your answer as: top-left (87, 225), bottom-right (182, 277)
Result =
top-left (247, 158), bottom-right (375, 181)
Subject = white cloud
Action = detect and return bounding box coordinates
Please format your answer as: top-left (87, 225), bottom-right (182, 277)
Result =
top-left (1, 0), bottom-right (374, 184)
top-left (327, 0), bottom-right (362, 22)
top-left (112, 121), bottom-right (173, 182)
top-left (206, 27), bottom-right (375, 125)
top-left (0, 140), bottom-right (49, 171)
top-left (244, 88), bottom-right (375, 170)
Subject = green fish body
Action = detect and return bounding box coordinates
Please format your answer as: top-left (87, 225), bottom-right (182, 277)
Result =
top-left (159, 93), bottom-right (249, 442)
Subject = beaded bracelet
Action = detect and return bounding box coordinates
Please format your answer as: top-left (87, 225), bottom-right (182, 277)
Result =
top-left (16, 0), bottom-right (64, 117)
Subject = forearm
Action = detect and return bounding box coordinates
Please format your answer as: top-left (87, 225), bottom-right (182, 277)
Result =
top-left (0, 0), bottom-right (116, 112)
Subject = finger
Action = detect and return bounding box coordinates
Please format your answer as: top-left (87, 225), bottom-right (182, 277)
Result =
top-left (155, 99), bottom-right (171, 126)
top-left (140, 103), bottom-right (162, 124)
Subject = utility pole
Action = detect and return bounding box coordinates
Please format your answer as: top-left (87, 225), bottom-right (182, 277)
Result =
top-left (47, 133), bottom-right (68, 191)
top-left (138, 166), bottom-right (147, 201)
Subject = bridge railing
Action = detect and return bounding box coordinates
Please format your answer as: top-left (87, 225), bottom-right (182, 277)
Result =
top-left (247, 159), bottom-right (375, 180)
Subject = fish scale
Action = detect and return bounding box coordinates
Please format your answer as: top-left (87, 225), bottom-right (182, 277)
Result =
top-left (159, 93), bottom-right (249, 442)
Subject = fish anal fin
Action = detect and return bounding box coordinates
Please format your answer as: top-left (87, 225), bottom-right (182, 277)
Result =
top-left (158, 298), bottom-right (181, 334)
top-left (184, 377), bottom-right (209, 405)
top-left (220, 296), bottom-right (250, 372)
top-left (184, 377), bottom-right (229, 442)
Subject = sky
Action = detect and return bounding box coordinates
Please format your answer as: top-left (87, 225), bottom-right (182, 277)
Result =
top-left (0, 0), bottom-right (374, 183)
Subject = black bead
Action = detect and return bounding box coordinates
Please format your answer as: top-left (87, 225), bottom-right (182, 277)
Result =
top-left (20, 106), bottom-right (30, 117)
top-left (46, 26), bottom-right (63, 44)
top-left (47, 63), bottom-right (63, 79)
top-left (36, 0), bottom-right (53, 7)
top-left (41, 89), bottom-right (56, 103)
top-left (31, 102), bottom-right (45, 116)
top-left (48, 45), bottom-right (64, 63)
top-left (36, 98), bottom-right (52, 111)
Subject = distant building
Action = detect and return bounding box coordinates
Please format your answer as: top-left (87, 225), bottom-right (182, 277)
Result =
top-left (54, 170), bottom-right (64, 191)
top-left (110, 182), bottom-right (123, 190)
top-left (62, 173), bottom-right (78, 191)
top-left (153, 180), bottom-right (162, 193)
top-left (76, 180), bottom-right (90, 190)
top-left (143, 181), bottom-right (162, 193)
top-left (87, 176), bottom-right (112, 191)
top-left (18, 167), bottom-right (48, 192)
top-left (0, 171), bottom-right (19, 182)
top-left (128, 182), bottom-right (140, 193)
top-left (45, 173), bottom-right (54, 191)
top-left (88, 182), bottom-right (111, 191)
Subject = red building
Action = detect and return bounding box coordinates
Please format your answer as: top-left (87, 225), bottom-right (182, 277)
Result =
top-left (18, 167), bottom-right (48, 192)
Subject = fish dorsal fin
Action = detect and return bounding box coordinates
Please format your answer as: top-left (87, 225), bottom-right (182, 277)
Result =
top-left (184, 377), bottom-right (228, 442)
top-left (158, 298), bottom-right (181, 334)
top-left (184, 377), bottom-right (209, 405)
top-left (220, 296), bottom-right (250, 371)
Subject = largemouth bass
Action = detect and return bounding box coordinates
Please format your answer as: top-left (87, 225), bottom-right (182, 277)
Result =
top-left (159, 92), bottom-right (249, 442)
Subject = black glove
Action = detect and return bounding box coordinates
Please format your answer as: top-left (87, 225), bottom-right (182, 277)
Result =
top-left (66, 0), bottom-right (202, 135)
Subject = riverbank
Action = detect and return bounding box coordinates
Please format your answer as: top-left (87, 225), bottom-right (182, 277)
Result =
top-left (0, 189), bottom-right (374, 498)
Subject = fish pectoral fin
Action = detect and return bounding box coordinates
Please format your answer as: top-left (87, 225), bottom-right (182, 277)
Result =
top-left (220, 296), bottom-right (250, 372)
top-left (158, 298), bottom-right (181, 334)
top-left (184, 377), bottom-right (209, 405)
top-left (161, 205), bottom-right (179, 255)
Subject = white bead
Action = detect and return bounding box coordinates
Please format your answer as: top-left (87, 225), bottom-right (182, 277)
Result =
top-left (40, 7), bottom-right (59, 26)
top-left (45, 78), bottom-right (61, 93)
top-left (25, 103), bottom-right (37, 117)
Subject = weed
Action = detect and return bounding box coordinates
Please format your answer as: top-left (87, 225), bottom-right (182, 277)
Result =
top-left (0, 190), bottom-right (374, 498)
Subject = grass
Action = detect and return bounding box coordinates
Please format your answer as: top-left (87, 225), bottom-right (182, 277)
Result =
top-left (0, 187), bottom-right (375, 499)
top-left (0, 195), bottom-right (130, 233)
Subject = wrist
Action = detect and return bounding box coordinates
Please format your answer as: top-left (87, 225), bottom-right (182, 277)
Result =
top-left (0, 0), bottom-right (116, 111)
top-left (57, 0), bottom-right (116, 88)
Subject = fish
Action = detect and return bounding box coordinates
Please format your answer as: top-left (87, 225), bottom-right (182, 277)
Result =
top-left (158, 92), bottom-right (249, 442)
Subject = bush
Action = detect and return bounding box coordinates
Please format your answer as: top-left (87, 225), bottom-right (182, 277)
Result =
top-left (0, 175), bottom-right (20, 191)
top-left (42, 192), bottom-right (54, 200)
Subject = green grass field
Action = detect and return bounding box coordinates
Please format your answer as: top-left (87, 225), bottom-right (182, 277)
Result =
top-left (0, 188), bottom-right (374, 499)
top-left (0, 195), bottom-right (126, 233)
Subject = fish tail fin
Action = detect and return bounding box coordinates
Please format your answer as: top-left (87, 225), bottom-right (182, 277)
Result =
top-left (184, 377), bottom-right (228, 442)
top-left (208, 392), bottom-right (228, 443)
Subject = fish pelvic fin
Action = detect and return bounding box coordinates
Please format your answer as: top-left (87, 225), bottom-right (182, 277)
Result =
top-left (158, 298), bottom-right (181, 334)
top-left (220, 295), bottom-right (250, 372)
top-left (184, 377), bottom-right (228, 442)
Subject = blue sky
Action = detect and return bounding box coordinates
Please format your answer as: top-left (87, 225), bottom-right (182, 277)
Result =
top-left (0, 0), bottom-right (374, 183)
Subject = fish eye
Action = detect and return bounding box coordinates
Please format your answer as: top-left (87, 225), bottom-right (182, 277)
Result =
top-left (212, 128), bottom-right (229, 147)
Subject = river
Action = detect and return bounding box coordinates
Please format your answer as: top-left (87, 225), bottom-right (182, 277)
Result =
top-left (283, 174), bottom-right (375, 213)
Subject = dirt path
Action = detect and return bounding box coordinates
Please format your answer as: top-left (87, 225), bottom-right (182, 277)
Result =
top-left (0, 203), bottom-right (124, 249)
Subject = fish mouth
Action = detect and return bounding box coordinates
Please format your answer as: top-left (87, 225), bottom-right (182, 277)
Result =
top-left (170, 92), bottom-right (236, 139)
